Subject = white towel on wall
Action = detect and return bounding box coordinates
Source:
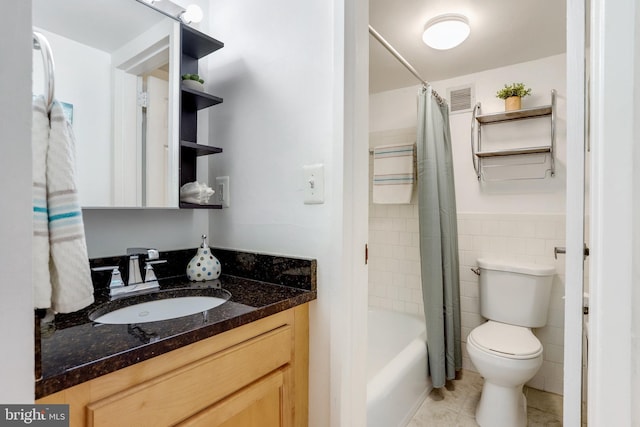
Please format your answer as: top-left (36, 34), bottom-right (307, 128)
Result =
top-left (33, 99), bottom-right (94, 313)
top-left (372, 143), bottom-right (415, 204)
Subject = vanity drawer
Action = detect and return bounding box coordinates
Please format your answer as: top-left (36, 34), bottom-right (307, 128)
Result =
top-left (86, 326), bottom-right (292, 427)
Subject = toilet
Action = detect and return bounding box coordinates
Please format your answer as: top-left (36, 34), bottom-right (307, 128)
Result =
top-left (467, 258), bottom-right (555, 427)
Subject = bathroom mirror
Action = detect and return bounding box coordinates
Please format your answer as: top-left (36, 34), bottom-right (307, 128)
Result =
top-left (32, 0), bottom-right (181, 208)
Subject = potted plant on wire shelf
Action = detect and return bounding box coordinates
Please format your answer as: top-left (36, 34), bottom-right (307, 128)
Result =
top-left (496, 82), bottom-right (532, 111)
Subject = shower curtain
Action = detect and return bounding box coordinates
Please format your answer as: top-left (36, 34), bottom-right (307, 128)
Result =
top-left (417, 85), bottom-right (462, 388)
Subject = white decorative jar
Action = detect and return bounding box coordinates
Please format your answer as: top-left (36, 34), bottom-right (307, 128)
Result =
top-left (187, 235), bottom-right (221, 281)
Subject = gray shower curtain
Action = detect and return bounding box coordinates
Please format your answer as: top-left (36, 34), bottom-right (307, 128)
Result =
top-left (417, 85), bottom-right (462, 389)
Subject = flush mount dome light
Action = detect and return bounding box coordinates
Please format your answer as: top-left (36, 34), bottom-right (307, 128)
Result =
top-left (422, 14), bottom-right (470, 50)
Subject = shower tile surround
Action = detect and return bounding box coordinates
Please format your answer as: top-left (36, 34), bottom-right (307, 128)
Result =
top-left (36, 248), bottom-right (316, 398)
top-left (368, 150), bottom-right (582, 395)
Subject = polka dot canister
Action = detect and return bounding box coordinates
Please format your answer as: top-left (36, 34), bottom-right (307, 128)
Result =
top-left (187, 234), bottom-right (221, 281)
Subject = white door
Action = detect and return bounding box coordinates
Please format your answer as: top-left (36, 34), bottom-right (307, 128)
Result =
top-left (112, 71), bottom-right (140, 206)
top-left (145, 74), bottom-right (169, 207)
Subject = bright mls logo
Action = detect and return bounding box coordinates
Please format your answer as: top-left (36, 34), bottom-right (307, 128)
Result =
top-left (0, 405), bottom-right (68, 426)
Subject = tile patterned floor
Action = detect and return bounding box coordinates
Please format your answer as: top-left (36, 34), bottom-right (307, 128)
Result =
top-left (408, 370), bottom-right (564, 427)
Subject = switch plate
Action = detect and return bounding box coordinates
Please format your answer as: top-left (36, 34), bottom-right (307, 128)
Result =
top-left (303, 164), bottom-right (324, 204)
top-left (215, 176), bottom-right (230, 208)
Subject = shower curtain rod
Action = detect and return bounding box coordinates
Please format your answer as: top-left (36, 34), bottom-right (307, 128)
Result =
top-left (368, 25), bottom-right (445, 105)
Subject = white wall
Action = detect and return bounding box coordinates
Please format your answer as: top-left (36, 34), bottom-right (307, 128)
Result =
top-left (368, 54), bottom-right (568, 395)
top-left (205, 0), bottom-right (335, 253)
top-left (0, 0), bottom-right (34, 402)
top-left (371, 54), bottom-right (567, 214)
top-left (633, 0), bottom-right (640, 421)
top-left (33, 29), bottom-right (112, 207)
top-left (205, 0), bottom-right (357, 425)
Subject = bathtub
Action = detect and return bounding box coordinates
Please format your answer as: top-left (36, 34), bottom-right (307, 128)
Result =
top-left (367, 308), bottom-right (431, 427)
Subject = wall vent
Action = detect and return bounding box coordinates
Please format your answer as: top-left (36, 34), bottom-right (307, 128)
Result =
top-left (447, 84), bottom-right (475, 114)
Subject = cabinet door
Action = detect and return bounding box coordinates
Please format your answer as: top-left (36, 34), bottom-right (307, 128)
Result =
top-left (178, 369), bottom-right (290, 427)
top-left (86, 327), bottom-right (292, 427)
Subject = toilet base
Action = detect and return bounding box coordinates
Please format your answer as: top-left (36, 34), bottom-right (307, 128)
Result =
top-left (476, 381), bottom-right (527, 427)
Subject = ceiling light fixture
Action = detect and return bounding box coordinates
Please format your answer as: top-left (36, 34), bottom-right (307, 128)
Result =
top-left (422, 13), bottom-right (470, 50)
top-left (179, 4), bottom-right (203, 24)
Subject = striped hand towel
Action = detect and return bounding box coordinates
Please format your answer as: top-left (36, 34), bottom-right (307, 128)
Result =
top-left (32, 97), bottom-right (52, 309)
top-left (372, 143), bottom-right (415, 204)
top-left (37, 101), bottom-right (95, 313)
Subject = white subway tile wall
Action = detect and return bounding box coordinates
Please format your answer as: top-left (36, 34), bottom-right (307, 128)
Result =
top-left (368, 156), bottom-right (577, 395)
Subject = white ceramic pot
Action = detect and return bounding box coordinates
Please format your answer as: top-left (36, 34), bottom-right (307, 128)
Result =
top-left (183, 79), bottom-right (204, 91)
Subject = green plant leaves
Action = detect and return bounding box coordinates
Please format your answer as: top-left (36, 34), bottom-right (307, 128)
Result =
top-left (181, 73), bottom-right (205, 84)
top-left (496, 82), bottom-right (532, 99)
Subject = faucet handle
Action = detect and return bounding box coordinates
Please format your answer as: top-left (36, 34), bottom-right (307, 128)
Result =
top-left (91, 266), bottom-right (124, 289)
top-left (144, 260), bottom-right (167, 283)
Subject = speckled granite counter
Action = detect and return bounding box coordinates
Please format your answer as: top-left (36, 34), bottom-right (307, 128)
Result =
top-left (36, 249), bottom-right (317, 399)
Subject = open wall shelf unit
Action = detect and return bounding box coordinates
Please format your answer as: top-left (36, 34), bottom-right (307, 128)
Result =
top-left (179, 24), bottom-right (224, 209)
top-left (471, 89), bottom-right (556, 181)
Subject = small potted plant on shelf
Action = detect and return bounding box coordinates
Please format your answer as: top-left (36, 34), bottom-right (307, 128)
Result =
top-left (496, 82), bottom-right (532, 111)
top-left (182, 73), bottom-right (205, 91)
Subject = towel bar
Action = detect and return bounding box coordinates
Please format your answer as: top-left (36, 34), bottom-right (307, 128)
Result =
top-left (33, 31), bottom-right (55, 112)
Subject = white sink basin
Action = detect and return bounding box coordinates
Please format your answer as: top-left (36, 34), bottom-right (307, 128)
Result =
top-left (92, 296), bottom-right (228, 325)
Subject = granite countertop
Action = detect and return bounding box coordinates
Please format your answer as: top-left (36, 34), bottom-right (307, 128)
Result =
top-left (36, 249), bottom-right (317, 399)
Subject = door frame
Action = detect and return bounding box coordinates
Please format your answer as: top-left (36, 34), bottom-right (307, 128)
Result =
top-left (586, 0), bottom-right (636, 425)
top-left (563, 0), bottom-right (586, 424)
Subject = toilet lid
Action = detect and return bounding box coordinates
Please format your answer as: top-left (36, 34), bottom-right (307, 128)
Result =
top-left (468, 321), bottom-right (542, 359)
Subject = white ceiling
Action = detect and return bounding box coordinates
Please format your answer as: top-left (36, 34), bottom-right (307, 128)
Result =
top-left (369, 0), bottom-right (567, 93)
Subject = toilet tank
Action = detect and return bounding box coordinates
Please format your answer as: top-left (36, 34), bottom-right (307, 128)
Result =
top-left (477, 258), bottom-right (555, 328)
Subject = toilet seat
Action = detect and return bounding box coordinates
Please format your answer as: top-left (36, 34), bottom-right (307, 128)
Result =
top-left (468, 321), bottom-right (542, 360)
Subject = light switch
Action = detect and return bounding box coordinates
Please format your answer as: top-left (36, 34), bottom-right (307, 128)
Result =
top-left (303, 164), bottom-right (324, 204)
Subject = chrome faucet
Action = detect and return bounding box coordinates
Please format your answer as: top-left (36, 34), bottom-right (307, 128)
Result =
top-left (126, 248), bottom-right (159, 285)
top-left (92, 248), bottom-right (166, 297)
top-left (127, 248), bottom-right (167, 285)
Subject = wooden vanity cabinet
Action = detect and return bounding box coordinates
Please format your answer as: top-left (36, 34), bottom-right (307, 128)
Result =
top-left (37, 305), bottom-right (309, 427)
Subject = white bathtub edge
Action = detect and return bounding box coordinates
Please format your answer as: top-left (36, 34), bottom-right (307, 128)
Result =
top-left (367, 309), bottom-right (430, 427)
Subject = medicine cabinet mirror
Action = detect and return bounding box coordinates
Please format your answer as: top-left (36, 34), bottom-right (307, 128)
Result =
top-left (32, 0), bottom-right (181, 208)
